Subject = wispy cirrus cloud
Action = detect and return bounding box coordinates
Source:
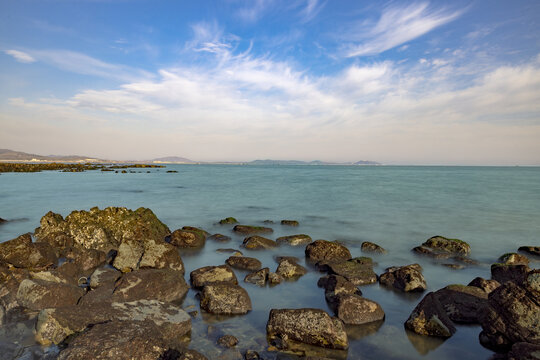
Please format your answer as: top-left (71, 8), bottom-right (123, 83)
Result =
top-left (4, 50), bottom-right (36, 63)
top-left (345, 2), bottom-right (463, 57)
top-left (300, 0), bottom-right (326, 22)
top-left (236, 0), bottom-right (274, 23)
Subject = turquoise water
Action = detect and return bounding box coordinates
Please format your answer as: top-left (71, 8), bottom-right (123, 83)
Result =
top-left (1, 165), bottom-right (539, 359)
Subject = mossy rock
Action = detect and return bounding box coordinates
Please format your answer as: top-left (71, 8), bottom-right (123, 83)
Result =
top-left (233, 225), bottom-right (273, 235)
top-left (498, 253), bottom-right (529, 266)
top-left (422, 236), bottom-right (471, 255)
top-left (219, 217), bottom-right (238, 225)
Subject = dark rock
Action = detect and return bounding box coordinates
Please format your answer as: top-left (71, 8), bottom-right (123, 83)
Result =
top-left (498, 253), bottom-right (529, 266)
top-left (226, 256), bottom-right (262, 271)
top-left (182, 226), bottom-right (210, 237)
top-left (266, 308), bottom-right (348, 350)
top-left (89, 267), bottom-right (121, 289)
top-left (170, 229), bottom-right (206, 248)
top-left (173, 349), bottom-right (209, 360)
top-left (0, 233), bottom-right (57, 270)
top-left (506, 342), bottom-right (540, 360)
top-left (263, 220), bottom-right (274, 224)
top-left (244, 268), bottom-right (269, 286)
top-left (317, 258), bottom-right (377, 286)
top-left (114, 238), bottom-right (184, 274)
top-left (305, 240), bottom-right (352, 262)
top-left (190, 265), bottom-right (238, 288)
top-left (331, 294), bottom-right (384, 325)
top-left (243, 236), bottom-right (277, 250)
top-left (405, 292), bottom-right (457, 338)
top-left (274, 255), bottom-right (300, 263)
top-left (219, 217), bottom-right (239, 225)
top-left (233, 225), bottom-right (273, 235)
top-left (244, 350), bottom-right (260, 360)
top-left (442, 263), bottom-right (465, 270)
top-left (78, 281), bottom-right (116, 306)
top-left (216, 248), bottom-right (243, 256)
top-left (468, 277), bottom-right (501, 294)
top-left (0, 266), bottom-right (30, 324)
top-left (519, 246), bottom-right (540, 257)
top-left (268, 272), bottom-right (283, 285)
top-left (276, 234), bottom-right (312, 246)
top-left (67, 247), bottom-right (106, 273)
top-left (112, 269), bottom-right (188, 303)
top-left (361, 241), bottom-right (387, 254)
top-left (0, 217), bottom-right (6, 223)
top-left (218, 335), bottom-right (239, 348)
top-left (412, 246), bottom-right (453, 259)
top-left (423, 235), bottom-right (471, 255)
top-left (379, 264), bottom-right (426, 292)
top-left (209, 234), bottom-right (232, 242)
top-left (435, 285), bottom-right (488, 323)
top-left (275, 258), bottom-right (307, 279)
top-left (317, 275), bottom-right (362, 298)
top-left (281, 220), bottom-right (299, 226)
top-left (16, 279), bottom-right (84, 311)
top-left (200, 284), bottom-right (252, 315)
top-left (491, 263), bottom-right (529, 284)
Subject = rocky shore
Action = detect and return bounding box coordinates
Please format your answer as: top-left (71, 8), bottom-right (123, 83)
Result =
top-left (0, 207), bottom-right (538, 359)
top-left (0, 163), bottom-right (164, 173)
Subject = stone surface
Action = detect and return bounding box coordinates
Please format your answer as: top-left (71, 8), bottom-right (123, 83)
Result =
top-left (468, 277), bottom-right (501, 294)
top-left (519, 246), bottom-right (540, 257)
top-left (244, 268), bottom-right (269, 286)
top-left (361, 241), bottom-right (387, 254)
top-left (200, 284), bottom-right (252, 315)
top-left (305, 240), bottom-right (352, 262)
top-left (268, 272), bottom-right (283, 285)
top-left (0, 266), bottom-right (30, 324)
top-left (242, 236), bottom-right (277, 250)
top-left (226, 256), bottom-right (262, 271)
top-left (318, 258), bottom-right (377, 286)
top-left (405, 292), bottom-right (457, 338)
top-left (218, 335), bottom-right (239, 348)
top-left (435, 285), bottom-right (488, 323)
top-left (89, 267), bottom-right (121, 289)
top-left (498, 253), bottom-right (529, 266)
top-left (266, 308), bottom-right (348, 350)
top-left (233, 225), bottom-right (273, 235)
top-left (170, 229), bottom-right (206, 248)
top-left (139, 239), bottom-right (184, 273)
top-left (318, 275), bottom-right (362, 299)
top-left (219, 217), bottom-right (238, 225)
top-left (280, 220), bottom-right (299, 226)
top-left (16, 279), bottom-right (84, 311)
top-left (379, 264), bottom-right (426, 292)
top-left (209, 234), bottom-right (232, 242)
top-left (491, 264), bottom-right (529, 285)
top-left (190, 265), bottom-right (238, 288)
top-left (276, 234), bottom-right (312, 246)
top-left (275, 258), bottom-right (307, 279)
top-left (331, 294), bottom-right (385, 325)
top-left (506, 342), bottom-right (540, 360)
top-left (216, 248), bottom-right (243, 256)
top-left (421, 235), bottom-right (471, 255)
top-left (0, 233), bottom-right (57, 270)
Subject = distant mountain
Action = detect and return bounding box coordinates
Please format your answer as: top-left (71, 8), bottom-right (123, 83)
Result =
top-left (0, 149), bottom-right (103, 162)
top-left (151, 156), bottom-right (196, 164)
top-left (354, 160), bottom-right (381, 165)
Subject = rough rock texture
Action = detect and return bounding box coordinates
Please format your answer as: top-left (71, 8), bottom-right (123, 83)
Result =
top-left (216, 248), bottom-right (243, 256)
top-left (276, 234), bottom-right (312, 246)
top-left (112, 269), bottom-right (189, 303)
top-left (498, 253), bottom-right (529, 266)
top-left (417, 235), bottom-right (471, 256)
top-left (361, 241), bottom-right (387, 254)
top-left (281, 220), bottom-right (299, 226)
top-left (318, 258), bottom-right (377, 286)
top-left (242, 236), bottom-right (277, 250)
top-left (35, 299), bottom-right (191, 345)
top-left (405, 292), bottom-right (457, 338)
top-left (266, 308), bottom-right (348, 350)
top-left (435, 285), bottom-right (488, 323)
top-left (0, 266), bottom-right (30, 324)
top-left (65, 247), bottom-right (106, 274)
top-left (218, 335), bottom-right (239, 348)
top-left (226, 256), bottom-right (262, 271)
top-left (491, 264), bottom-right (529, 285)
top-left (34, 207), bottom-right (170, 253)
top-left (16, 279), bottom-right (84, 311)
top-left (173, 349), bottom-right (209, 360)
top-left (506, 342), bottom-right (540, 360)
top-left (479, 270), bottom-right (540, 352)
top-left (305, 240), bottom-right (352, 262)
top-left (89, 267), bottom-right (121, 289)
top-left (190, 265), bottom-right (238, 289)
top-left (233, 225), bottom-right (273, 235)
top-left (200, 284), bottom-right (252, 315)
top-left (170, 229), bottom-right (206, 248)
top-left (379, 264), bottom-right (426, 292)
top-left (244, 268), bottom-right (269, 286)
top-left (0, 233), bottom-right (57, 270)
top-left (331, 294), bottom-right (385, 325)
top-left (219, 217), bottom-right (238, 225)
top-left (275, 258), bottom-right (307, 279)
top-left (468, 277), bottom-right (501, 294)
top-left (268, 272), bottom-right (283, 285)
top-left (318, 275), bottom-right (362, 299)
top-left (139, 239), bottom-right (184, 273)
top-left (519, 246), bottom-right (540, 257)
top-left (208, 234), bottom-right (231, 242)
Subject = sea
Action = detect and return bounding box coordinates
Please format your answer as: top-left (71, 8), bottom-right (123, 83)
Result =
top-left (1, 165), bottom-right (539, 359)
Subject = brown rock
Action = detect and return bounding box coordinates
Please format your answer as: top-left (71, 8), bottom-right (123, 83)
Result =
top-left (243, 236), bottom-right (277, 250)
top-left (507, 342), bottom-right (540, 360)
top-left (422, 236), bottom-right (471, 255)
top-left (379, 264), bottom-right (426, 292)
top-left (209, 234), bottom-right (231, 242)
top-left (244, 268), bottom-right (269, 286)
top-left (226, 256), bottom-right (262, 271)
top-left (435, 285), bottom-right (488, 323)
top-left (491, 264), bottom-right (529, 285)
top-left (468, 277), bottom-right (501, 294)
top-left (268, 272), bottom-right (283, 285)
top-left (170, 229), bottom-right (206, 248)
top-left (112, 268), bottom-right (188, 303)
top-left (233, 225), bottom-right (273, 235)
top-left (305, 240), bottom-right (352, 262)
top-left (331, 294), bottom-right (385, 325)
top-left (200, 284), bottom-right (252, 315)
top-left (405, 292), bottom-right (457, 338)
top-left (218, 335), bottom-right (239, 348)
top-left (16, 279), bottom-right (84, 311)
top-left (318, 275), bottom-right (362, 299)
top-left (276, 234), bottom-right (312, 246)
top-left (275, 259), bottom-right (307, 279)
top-left (280, 220), bottom-right (299, 226)
top-left (318, 258), bottom-right (377, 286)
top-left (190, 265), bottom-right (238, 288)
top-left (89, 267), bottom-right (121, 289)
top-left (518, 246), bottom-right (540, 257)
top-left (361, 241), bottom-right (387, 254)
top-left (0, 234), bottom-right (57, 270)
top-left (498, 253), bottom-right (529, 266)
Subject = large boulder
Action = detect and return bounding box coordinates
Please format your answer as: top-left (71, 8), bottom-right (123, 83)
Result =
top-left (0, 234), bottom-right (57, 270)
top-left (89, 267), bottom-right (121, 289)
top-left (190, 265), bottom-right (238, 289)
top-left (226, 256), bottom-right (262, 271)
top-left (113, 238), bottom-right (184, 273)
top-left (242, 236), bottom-right (277, 250)
top-left (379, 264), bottom-right (426, 292)
top-left (361, 241), bottom-right (387, 254)
top-left (0, 266), bottom-right (30, 324)
top-left (34, 207), bottom-right (171, 253)
top-left (468, 277), bottom-right (501, 294)
top-left (276, 234), bottom-right (312, 246)
top-left (499, 253), bottom-right (529, 266)
top-left (317, 257), bottom-right (377, 286)
top-left (112, 269), bottom-right (188, 303)
top-left (434, 285), bottom-right (488, 323)
top-left (330, 294), bottom-right (384, 325)
top-left (266, 308), bottom-right (348, 350)
top-left (16, 279), bottom-right (84, 311)
top-left (169, 229), bottom-right (206, 248)
top-left (200, 284), bottom-right (252, 315)
top-left (275, 258), bottom-right (307, 279)
top-left (233, 225), bottom-right (273, 235)
top-left (405, 292), bottom-right (457, 338)
top-left (491, 263), bottom-right (529, 285)
top-left (305, 240), bottom-right (352, 262)
top-left (422, 235), bottom-right (471, 255)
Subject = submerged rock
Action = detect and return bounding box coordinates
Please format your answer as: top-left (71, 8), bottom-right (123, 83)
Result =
top-left (226, 256), bottom-right (262, 271)
top-left (276, 234), bottom-right (312, 246)
top-left (216, 248), bottom-right (243, 256)
top-left (112, 268), bottom-right (188, 303)
top-left (266, 308), bottom-right (348, 350)
top-left (208, 234), bottom-right (232, 242)
top-left (170, 229), bottom-right (206, 248)
top-left (361, 241), bottom-right (387, 254)
top-left (422, 236), bottom-right (471, 255)
top-left (200, 284), bottom-right (252, 315)
top-left (275, 258), bottom-right (307, 279)
top-left (280, 220), bottom-right (299, 226)
top-left (219, 217), bottom-right (238, 225)
top-left (243, 236), bottom-right (277, 250)
top-left (218, 335), bottom-right (239, 348)
top-left (405, 292), bottom-right (457, 338)
top-left (379, 264), bottom-right (426, 292)
top-left (190, 265), bottom-right (238, 288)
top-left (317, 257), bottom-right (377, 286)
top-left (518, 246), bottom-right (540, 257)
top-left (468, 277), bottom-right (500, 294)
top-left (0, 233), bottom-right (57, 270)
top-left (16, 279), bottom-right (84, 311)
top-left (305, 240), bottom-right (352, 262)
top-left (233, 225), bottom-right (273, 235)
top-left (244, 268), bottom-right (269, 286)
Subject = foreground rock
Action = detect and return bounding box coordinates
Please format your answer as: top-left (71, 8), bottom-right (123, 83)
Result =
top-left (331, 294), bottom-right (384, 325)
top-left (0, 234), bottom-right (57, 270)
top-left (244, 268), bottom-right (269, 286)
top-left (317, 257), bottom-right (377, 286)
top-left (276, 234), bottom-right (312, 246)
top-left (36, 299), bottom-right (191, 345)
top-left (361, 241), bottom-right (387, 254)
top-left (305, 240), bottom-right (352, 262)
top-left (16, 279), bottom-right (84, 311)
top-left (242, 236), bottom-right (277, 250)
top-left (506, 342), bottom-right (540, 360)
top-left (190, 265), bottom-right (238, 288)
top-left (413, 235), bottom-right (471, 259)
top-left (113, 238), bottom-right (184, 273)
top-left (518, 246), bottom-right (540, 257)
top-left (491, 263), bottom-right (529, 285)
top-left (435, 285), bottom-right (488, 323)
top-left (379, 264), bottom-right (426, 292)
top-left (233, 225), bottom-right (273, 235)
top-left (405, 292), bottom-right (457, 338)
top-left (170, 229), bottom-right (206, 248)
top-left (468, 277), bottom-right (501, 294)
top-left (499, 253), bottom-right (529, 266)
top-left (34, 207), bottom-right (170, 253)
top-left (266, 308), bottom-right (348, 350)
top-left (318, 275), bottom-right (362, 300)
top-left (89, 267), bottom-right (121, 289)
top-left (112, 269), bottom-right (189, 303)
top-left (226, 256), bottom-right (262, 271)
top-left (200, 284), bottom-right (252, 315)
top-left (275, 258), bottom-right (307, 279)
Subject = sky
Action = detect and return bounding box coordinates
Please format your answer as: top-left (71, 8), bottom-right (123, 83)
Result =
top-left (1, 0), bottom-right (539, 165)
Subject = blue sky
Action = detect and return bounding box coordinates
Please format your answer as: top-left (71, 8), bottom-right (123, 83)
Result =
top-left (1, 0), bottom-right (539, 164)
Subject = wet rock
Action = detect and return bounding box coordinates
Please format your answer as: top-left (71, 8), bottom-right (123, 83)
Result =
top-left (412, 246), bottom-right (453, 259)
top-left (276, 234), bottom-right (312, 246)
top-left (468, 277), bottom-right (501, 294)
top-left (226, 256), bottom-right (262, 271)
top-left (182, 226), bottom-right (210, 237)
top-left (405, 292), bottom-right (457, 338)
top-left (266, 308), bottom-right (348, 350)
top-left (233, 225), bottom-right (273, 235)
top-left (216, 248), bottom-right (243, 256)
top-left (0, 233), bottom-right (57, 270)
top-left (275, 258), bottom-right (307, 279)
top-left (419, 235), bottom-right (471, 255)
top-left (170, 229), bottom-right (206, 248)
top-left (219, 217), bottom-right (238, 225)
top-left (331, 294), bottom-right (385, 325)
top-left (318, 275), bottom-right (362, 299)
top-left (34, 207), bottom-right (170, 253)
top-left (317, 258), bottom-right (377, 286)
top-left (506, 342), bottom-right (540, 360)
top-left (89, 267), bottom-right (121, 289)
top-left (200, 284), bottom-right (252, 315)
top-left (190, 265), bottom-right (238, 288)
top-left (491, 263), bottom-right (529, 285)
top-left (112, 268), bottom-right (189, 303)
top-left (281, 220), bottom-right (299, 226)
top-left (218, 335), bottom-right (239, 348)
top-left (244, 268), bottom-right (269, 286)
top-left (138, 239), bottom-right (184, 273)
top-left (274, 255), bottom-right (300, 263)
top-left (0, 217), bottom-right (6, 223)
top-left (305, 240), bottom-right (352, 262)
top-left (174, 349), bottom-right (209, 360)
top-left (434, 285), bottom-right (488, 323)
top-left (36, 299), bottom-right (191, 345)
top-left (442, 263), bottom-right (465, 270)
top-left (209, 234), bottom-right (232, 242)
top-left (479, 270), bottom-right (540, 352)
top-left (268, 272), bottom-right (283, 285)
top-left (361, 241), bottom-right (387, 254)
top-left (498, 253), bottom-right (529, 266)
top-left (16, 279), bottom-right (84, 311)
top-left (243, 236), bottom-right (277, 250)
top-left (244, 350), bottom-right (260, 360)
top-left (67, 247), bottom-right (106, 273)
top-left (379, 264), bottom-right (426, 292)
top-left (518, 246), bottom-right (540, 257)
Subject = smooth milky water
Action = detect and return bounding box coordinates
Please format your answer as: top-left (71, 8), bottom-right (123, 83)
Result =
top-left (1, 165), bottom-right (539, 359)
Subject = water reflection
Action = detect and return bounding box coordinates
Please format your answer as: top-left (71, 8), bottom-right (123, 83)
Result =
top-left (346, 320), bottom-right (384, 340)
top-left (406, 329), bottom-right (446, 355)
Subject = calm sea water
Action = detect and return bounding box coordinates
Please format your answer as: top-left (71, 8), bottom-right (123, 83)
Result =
top-left (1, 165), bottom-right (539, 359)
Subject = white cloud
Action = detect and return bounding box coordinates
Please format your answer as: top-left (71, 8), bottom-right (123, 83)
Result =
top-left (4, 50), bottom-right (36, 63)
top-left (236, 0), bottom-right (273, 22)
top-left (300, 0), bottom-right (325, 22)
top-left (345, 2), bottom-right (463, 57)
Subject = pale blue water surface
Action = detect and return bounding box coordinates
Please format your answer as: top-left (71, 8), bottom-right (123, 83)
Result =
top-left (1, 165), bottom-right (539, 359)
